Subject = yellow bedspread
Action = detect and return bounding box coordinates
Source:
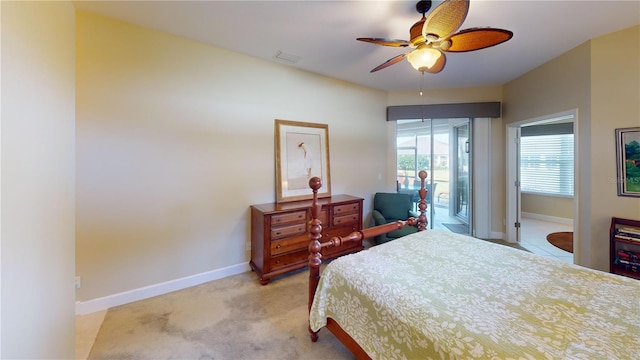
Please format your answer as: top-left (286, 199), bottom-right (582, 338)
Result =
top-left (309, 230), bottom-right (640, 359)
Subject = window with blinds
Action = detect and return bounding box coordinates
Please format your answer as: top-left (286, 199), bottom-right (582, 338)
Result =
top-left (520, 133), bottom-right (574, 196)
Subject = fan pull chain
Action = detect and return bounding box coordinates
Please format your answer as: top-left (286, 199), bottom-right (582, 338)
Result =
top-left (420, 71), bottom-right (425, 122)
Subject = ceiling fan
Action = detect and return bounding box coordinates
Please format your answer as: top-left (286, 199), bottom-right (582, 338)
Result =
top-left (357, 0), bottom-right (513, 73)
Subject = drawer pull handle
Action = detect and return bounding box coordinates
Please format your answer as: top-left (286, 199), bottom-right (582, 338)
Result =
top-left (275, 232), bottom-right (281, 236)
top-left (275, 244), bottom-right (281, 249)
top-left (275, 260), bottom-right (281, 264)
top-left (276, 219), bottom-right (281, 223)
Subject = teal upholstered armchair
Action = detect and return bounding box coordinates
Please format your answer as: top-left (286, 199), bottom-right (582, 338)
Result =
top-left (371, 192), bottom-right (420, 245)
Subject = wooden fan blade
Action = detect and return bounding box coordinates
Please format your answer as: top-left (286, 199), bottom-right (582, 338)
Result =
top-left (370, 53), bottom-right (408, 72)
top-left (423, 0), bottom-right (469, 40)
top-left (357, 38), bottom-right (411, 47)
top-left (444, 28), bottom-right (513, 52)
top-left (424, 51), bottom-right (446, 73)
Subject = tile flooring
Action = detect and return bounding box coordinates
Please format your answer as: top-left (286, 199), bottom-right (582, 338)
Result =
top-left (519, 217), bottom-right (574, 264)
top-left (428, 203), bottom-right (574, 264)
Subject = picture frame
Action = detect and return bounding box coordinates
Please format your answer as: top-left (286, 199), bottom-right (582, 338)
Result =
top-left (275, 119), bottom-right (331, 203)
top-left (615, 127), bottom-right (640, 197)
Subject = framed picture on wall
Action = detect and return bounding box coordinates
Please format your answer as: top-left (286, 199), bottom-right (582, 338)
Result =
top-left (275, 119), bottom-right (331, 203)
top-left (615, 127), bottom-right (640, 197)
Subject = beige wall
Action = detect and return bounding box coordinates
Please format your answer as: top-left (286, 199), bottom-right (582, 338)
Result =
top-left (1, 1), bottom-right (76, 358)
top-left (503, 25), bottom-right (640, 270)
top-left (75, 12), bottom-right (389, 301)
top-left (522, 194), bottom-right (573, 220)
top-left (503, 41), bottom-right (591, 264)
top-left (388, 86), bottom-right (503, 105)
top-left (590, 26), bottom-right (640, 270)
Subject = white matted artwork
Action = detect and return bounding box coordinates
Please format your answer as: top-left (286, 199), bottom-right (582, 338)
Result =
top-left (275, 119), bottom-right (331, 203)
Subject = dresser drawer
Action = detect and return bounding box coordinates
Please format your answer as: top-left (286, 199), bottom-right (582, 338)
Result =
top-left (271, 235), bottom-right (308, 256)
top-left (333, 213), bottom-right (359, 226)
top-left (250, 195), bottom-right (363, 285)
top-left (271, 223), bottom-right (306, 240)
top-left (333, 203), bottom-right (359, 216)
top-left (270, 250), bottom-right (308, 271)
top-left (270, 211), bottom-right (306, 226)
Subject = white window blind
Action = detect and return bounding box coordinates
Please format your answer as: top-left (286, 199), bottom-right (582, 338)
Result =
top-left (520, 134), bottom-right (574, 196)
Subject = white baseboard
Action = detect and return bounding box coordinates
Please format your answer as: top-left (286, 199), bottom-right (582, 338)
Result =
top-left (75, 262), bottom-right (251, 315)
top-left (522, 212), bottom-right (573, 226)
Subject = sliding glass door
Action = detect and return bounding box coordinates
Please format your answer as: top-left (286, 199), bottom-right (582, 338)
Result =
top-left (396, 118), bottom-right (471, 234)
top-left (452, 121), bottom-right (470, 223)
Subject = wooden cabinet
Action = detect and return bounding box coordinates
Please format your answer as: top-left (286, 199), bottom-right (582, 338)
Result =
top-left (250, 195), bottom-right (363, 285)
top-left (610, 217), bottom-right (640, 280)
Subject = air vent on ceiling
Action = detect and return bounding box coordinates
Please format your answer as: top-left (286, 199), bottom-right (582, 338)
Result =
top-left (273, 50), bottom-right (301, 64)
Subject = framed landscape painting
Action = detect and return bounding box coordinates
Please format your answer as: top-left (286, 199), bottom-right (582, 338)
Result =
top-left (615, 127), bottom-right (640, 197)
top-left (275, 119), bottom-right (331, 203)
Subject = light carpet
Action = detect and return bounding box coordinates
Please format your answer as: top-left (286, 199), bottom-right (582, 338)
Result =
top-left (88, 268), bottom-right (351, 359)
top-left (89, 239), bottom-right (527, 359)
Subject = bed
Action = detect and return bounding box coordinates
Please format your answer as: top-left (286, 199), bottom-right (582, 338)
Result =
top-left (306, 171), bottom-right (640, 359)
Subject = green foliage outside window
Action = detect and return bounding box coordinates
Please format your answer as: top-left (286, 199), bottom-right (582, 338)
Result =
top-left (397, 154), bottom-right (431, 172)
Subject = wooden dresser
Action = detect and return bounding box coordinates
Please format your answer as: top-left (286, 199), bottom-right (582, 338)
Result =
top-left (250, 194), bottom-right (363, 285)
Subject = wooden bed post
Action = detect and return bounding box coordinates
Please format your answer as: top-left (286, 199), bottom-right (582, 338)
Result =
top-left (417, 170), bottom-right (428, 231)
top-left (308, 177), bottom-right (323, 342)
top-left (307, 172), bottom-right (429, 348)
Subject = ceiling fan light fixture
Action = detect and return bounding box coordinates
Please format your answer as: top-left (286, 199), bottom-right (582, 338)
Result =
top-left (407, 45), bottom-right (441, 72)
top-left (358, 0), bottom-right (512, 74)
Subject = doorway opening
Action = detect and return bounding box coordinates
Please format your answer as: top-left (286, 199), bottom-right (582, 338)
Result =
top-left (506, 110), bottom-right (577, 263)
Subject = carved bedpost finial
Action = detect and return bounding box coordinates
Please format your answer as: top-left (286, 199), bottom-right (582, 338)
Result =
top-left (417, 170), bottom-right (428, 231)
top-left (309, 177), bottom-right (322, 230)
top-left (308, 177), bottom-right (323, 341)
top-left (309, 176), bottom-right (322, 192)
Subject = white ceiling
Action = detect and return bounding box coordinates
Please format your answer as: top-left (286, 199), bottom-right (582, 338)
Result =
top-left (73, 0), bottom-right (639, 92)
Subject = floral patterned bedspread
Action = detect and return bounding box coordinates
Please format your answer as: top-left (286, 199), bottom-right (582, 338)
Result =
top-left (309, 230), bottom-right (640, 359)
